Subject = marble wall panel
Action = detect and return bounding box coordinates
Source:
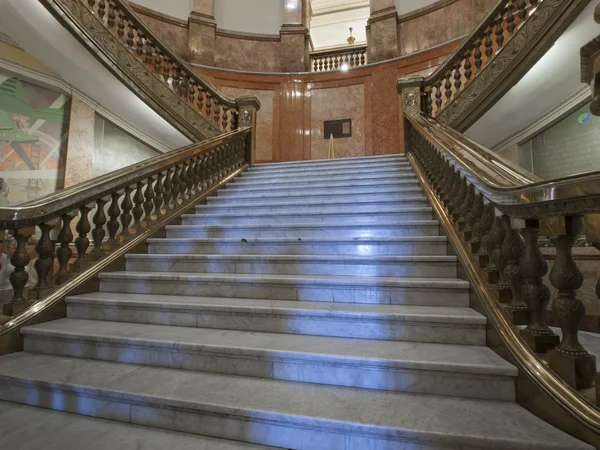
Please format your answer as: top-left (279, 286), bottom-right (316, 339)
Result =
top-left (370, 68), bottom-right (401, 155)
top-left (279, 33), bottom-right (308, 73)
top-left (64, 97), bottom-right (95, 188)
top-left (221, 86), bottom-right (276, 162)
top-left (279, 81), bottom-right (308, 162)
top-left (136, 13), bottom-right (189, 59)
top-left (399, 0), bottom-right (497, 55)
top-left (310, 85), bottom-right (365, 160)
top-left (214, 35), bottom-right (280, 72)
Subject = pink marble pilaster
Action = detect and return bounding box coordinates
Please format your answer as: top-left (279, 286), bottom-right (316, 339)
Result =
top-left (64, 97), bottom-right (94, 188)
top-left (193, 0), bottom-right (213, 15)
top-left (279, 28), bottom-right (310, 72)
top-left (189, 12), bottom-right (216, 66)
top-left (367, 6), bottom-right (399, 63)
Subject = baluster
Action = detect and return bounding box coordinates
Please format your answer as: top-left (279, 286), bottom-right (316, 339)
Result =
top-left (426, 91), bottom-right (433, 116)
top-left (179, 162), bottom-right (189, 200)
top-left (127, 21), bottom-right (135, 48)
top-left (142, 177), bottom-right (155, 227)
top-left (56, 212), bottom-right (76, 284)
top-left (444, 74), bottom-right (452, 104)
top-left (132, 181), bottom-right (145, 229)
top-left (484, 28), bottom-right (494, 62)
top-left (453, 63), bottom-right (462, 94)
top-left (153, 172), bottom-right (164, 218)
top-left (162, 168), bottom-right (173, 211)
top-left (33, 222), bottom-right (55, 296)
top-left (75, 204), bottom-right (93, 269)
top-left (361, 51), bottom-right (366, 65)
top-left (506, 3), bottom-right (515, 35)
top-left (495, 16), bottom-right (505, 49)
top-left (501, 216), bottom-right (527, 322)
top-left (516, 0), bottom-right (527, 23)
top-left (117, 10), bottom-right (125, 40)
top-left (231, 110), bottom-right (239, 130)
top-left (435, 82), bottom-right (443, 113)
top-left (171, 165), bottom-right (181, 205)
top-left (489, 214), bottom-right (506, 286)
top-left (92, 198), bottom-right (107, 258)
top-left (107, 0), bottom-right (116, 29)
top-left (464, 50), bottom-right (472, 82)
top-left (3, 228), bottom-right (34, 314)
top-left (214, 102), bottom-right (221, 127)
top-left (136, 30), bottom-right (144, 58)
top-left (88, 0), bottom-right (96, 9)
top-left (474, 38), bottom-right (483, 73)
top-left (120, 186), bottom-right (133, 237)
top-left (464, 192), bottom-right (483, 242)
top-left (452, 177), bottom-right (468, 223)
top-left (105, 192), bottom-right (122, 249)
top-left (222, 106), bottom-right (230, 131)
top-left (98, 0), bottom-right (106, 20)
top-left (548, 216), bottom-right (596, 389)
top-left (205, 94), bottom-right (213, 121)
top-left (520, 220), bottom-right (560, 352)
top-left (187, 159), bottom-right (197, 195)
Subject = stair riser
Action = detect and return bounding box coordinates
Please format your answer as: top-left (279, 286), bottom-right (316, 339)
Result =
top-left (227, 178), bottom-right (418, 192)
top-left (255, 154), bottom-right (404, 169)
top-left (66, 303), bottom-right (483, 345)
top-left (22, 336), bottom-right (513, 401)
top-left (165, 224), bottom-right (440, 239)
top-left (125, 258), bottom-right (456, 278)
top-left (232, 173), bottom-right (414, 186)
top-left (182, 211), bottom-right (434, 225)
top-left (211, 191), bottom-right (424, 204)
top-left (196, 202), bottom-right (430, 214)
top-left (249, 161), bottom-right (409, 175)
top-left (242, 164), bottom-right (411, 177)
top-left (148, 240), bottom-right (449, 256)
top-left (99, 278), bottom-right (469, 306)
top-left (0, 382), bottom-right (510, 450)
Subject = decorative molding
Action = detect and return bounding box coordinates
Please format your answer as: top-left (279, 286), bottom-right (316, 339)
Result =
top-left (437, 0), bottom-right (592, 131)
top-left (494, 86), bottom-right (591, 153)
top-left (0, 56), bottom-right (171, 153)
top-left (311, 0), bottom-right (369, 15)
top-left (0, 32), bottom-right (21, 49)
top-left (216, 28), bottom-right (280, 42)
top-left (40, 0), bottom-right (221, 142)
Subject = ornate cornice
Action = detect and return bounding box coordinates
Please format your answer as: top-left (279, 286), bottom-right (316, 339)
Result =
top-left (436, 0), bottom-right (592, 131)
top-left (40, 0), bottom-right (220, 141)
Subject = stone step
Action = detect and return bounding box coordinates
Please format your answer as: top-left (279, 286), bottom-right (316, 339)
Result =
top-left (247, 160), bottom-right (411, 177)
top-left (99, 272), bottom-right (469, 306)
top-left (66, 292), bottom-right (485, 344)
top-left (254, 154), bottom-right (405, 171)
top-left (225, 177), bottom-right (417, 193)
top-left (147, 236), bottom-right (449, 256)
top-left (22, 319), bottom-right (515, 400)
top-left (165, 220), bottom-right (440, 239)
top-left (125, 254), bottom-right (456, 278)
top-left (196, 198), bottom-right (431, 214)
top-left (240, 164), bottom-right (412, 181)
top-left (0, 353), bottom-right (590, 450)
top-left (211, 187), bottom-right (424, 203)
top-left (184, 208), bottom-right (434, 224)
top-left (232, 169), bottom-right (414, 186)
top-left (0, 401), bottom-right (278, 450)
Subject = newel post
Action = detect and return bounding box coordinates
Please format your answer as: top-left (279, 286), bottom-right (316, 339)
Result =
top-left (398, 76), bottom-right (424, 116)
top-left (235, 96), bottom-right (261, 165)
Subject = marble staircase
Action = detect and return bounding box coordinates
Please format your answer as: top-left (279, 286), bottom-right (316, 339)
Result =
top-left (0, 154), bottom-right (593, 450)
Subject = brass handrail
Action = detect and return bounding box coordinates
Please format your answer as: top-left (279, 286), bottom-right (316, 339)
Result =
top-left (406, 112), bottom-right (600, 219)
top-left (0, 128), bottom-right (250, 228)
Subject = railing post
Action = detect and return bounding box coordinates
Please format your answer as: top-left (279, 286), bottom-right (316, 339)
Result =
top-left (235, 96), bottom-right (261, 165)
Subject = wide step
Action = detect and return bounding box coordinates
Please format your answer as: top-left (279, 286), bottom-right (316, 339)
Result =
top-left (98, 272), bottom-right (470, 306)
top-left (0, 353), bottom-right (590, 450)
top-left (66, 292), bottom-right (483, 344)
top-left (22, 318), bottom-right (514, 400)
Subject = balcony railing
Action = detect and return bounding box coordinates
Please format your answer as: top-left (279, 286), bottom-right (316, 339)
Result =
top-left (310, 45), bottom-right (368, 72)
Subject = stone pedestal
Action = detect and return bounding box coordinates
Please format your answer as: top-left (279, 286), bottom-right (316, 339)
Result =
top-left (367, 6), bottom-right (399, 63)
top-left (235, 96), bottom-right (261, 165)
top-left (189, 12), bottom-right (216, 66)
top-left (279, 26), bottom-right (311, 72)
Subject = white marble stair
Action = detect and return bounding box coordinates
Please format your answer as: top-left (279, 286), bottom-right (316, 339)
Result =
top-left (21, 318), bottom-right (515, 400)
top-left (1, 154), bottom-right (593, 450)
top-left (0, 353), bottom-right (591, 450)
top-left (66, 293), bottom-right (482, 343)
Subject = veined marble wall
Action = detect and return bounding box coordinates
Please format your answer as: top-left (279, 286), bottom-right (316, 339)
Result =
top-left (214, 34), bottom-right (280, 72)
top-left (197, 41), bottom-right (457, 163)
top-left (133, 4), bottom-right (190, 60)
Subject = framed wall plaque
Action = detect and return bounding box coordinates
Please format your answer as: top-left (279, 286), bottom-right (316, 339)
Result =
top-left (324, 119), bottom-right (352, 139)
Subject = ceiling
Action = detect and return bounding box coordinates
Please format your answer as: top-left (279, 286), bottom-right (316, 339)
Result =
top-left (310, 0), bottom-right (369, 15)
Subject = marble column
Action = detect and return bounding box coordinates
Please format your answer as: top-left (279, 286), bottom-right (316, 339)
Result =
top-left (279, 0), bottom-right (312, 72)
top-left (64, 97), bottom-right (94, 188)
top-left (189, 0), bottom-right (216, 66)
top-left (367, 0), bottom-right (399, 63)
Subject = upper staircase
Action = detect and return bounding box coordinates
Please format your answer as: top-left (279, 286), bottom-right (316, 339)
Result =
top-left (0, 155), bottom-right (591, 450)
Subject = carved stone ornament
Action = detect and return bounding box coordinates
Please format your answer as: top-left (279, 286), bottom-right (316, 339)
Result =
top-left (402, 87), bottom-right (421, 114)
top-left (239, 109), bottom-right (253, 127)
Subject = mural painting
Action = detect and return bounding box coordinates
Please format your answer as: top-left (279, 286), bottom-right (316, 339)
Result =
top-left (0, 71), bottom-right (70, 206)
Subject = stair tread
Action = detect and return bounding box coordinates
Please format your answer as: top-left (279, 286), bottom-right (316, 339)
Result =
top-left (166, 220), bottom-right (439, 230)
top-left (148, 236), bottom-right (448, 243)
top-left (213, 189), bottom-right (423, 200)
top-left (100, 272), bottom-right (470, 289)
top-left (255, 154), bottom-right (405, 167)
top-left (185, 208), bottom-right (432, 219)
top-left (0, 401), bottom-right (274, 450)
top-left (0, 352), bottom-right (590, 450)
top-left (199, 198), bottom-right (428, 209)
top-left (67, 292), bottom-right (481, 322)
top-left (126, 254), bottom-right (456, 263)
top-left (23, 319), bottom-right (512, 375)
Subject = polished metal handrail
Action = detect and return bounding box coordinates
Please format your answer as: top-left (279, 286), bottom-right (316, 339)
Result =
top-left (407, 112), bottom-right (600, 219)
top-left (0, 128), bottom-right (250, 228)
